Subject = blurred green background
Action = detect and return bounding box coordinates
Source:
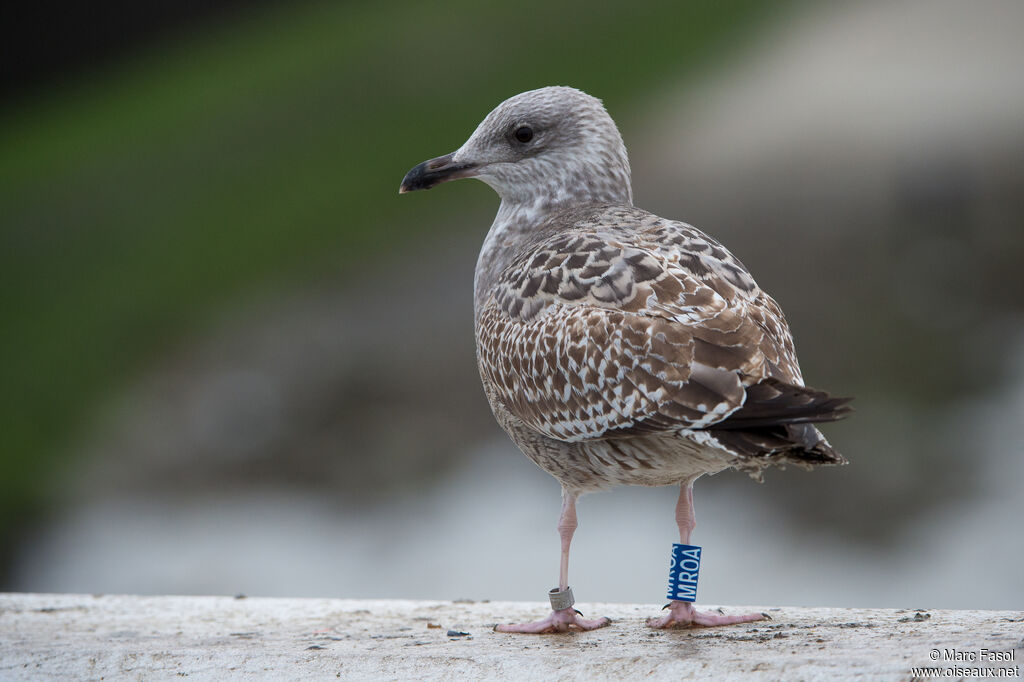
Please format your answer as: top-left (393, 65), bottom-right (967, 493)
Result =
top-left (2, 0), bottom-right (1022, 608)
top-left (0, 0), bottom-right (772, 548)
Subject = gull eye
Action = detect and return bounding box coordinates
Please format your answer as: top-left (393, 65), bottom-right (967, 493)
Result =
top-left (513, 125), bottom-right (534, 143)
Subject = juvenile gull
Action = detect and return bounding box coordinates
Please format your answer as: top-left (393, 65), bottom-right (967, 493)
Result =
top-left (400, 86), bottom-right (850, 633)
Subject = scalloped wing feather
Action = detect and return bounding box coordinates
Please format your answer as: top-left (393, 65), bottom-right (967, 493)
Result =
top-left (476, 206), bottom-right (805, 442)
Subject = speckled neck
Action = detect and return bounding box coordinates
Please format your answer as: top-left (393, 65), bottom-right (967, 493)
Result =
top-left (463, 86), bottom-right (634, 315)
top-left (474, 187), bottom-right (631, 316)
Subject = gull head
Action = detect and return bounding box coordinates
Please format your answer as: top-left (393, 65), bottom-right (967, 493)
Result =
top-left (400, 86), bottom-right (632, 207)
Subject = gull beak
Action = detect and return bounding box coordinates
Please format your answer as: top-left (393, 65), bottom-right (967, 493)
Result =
top-left (399, 152), bottom-right (478, 193)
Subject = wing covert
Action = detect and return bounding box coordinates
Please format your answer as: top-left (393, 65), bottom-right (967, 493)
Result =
top-left (476, 207), bottom-right (803, 442)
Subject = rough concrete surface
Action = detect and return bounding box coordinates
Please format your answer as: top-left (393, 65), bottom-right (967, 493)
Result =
top-left (0, 594), bottom-right (1021, 681)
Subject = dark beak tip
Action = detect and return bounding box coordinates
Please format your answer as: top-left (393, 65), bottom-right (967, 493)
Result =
top-left (399, 153), bottom-right (473, 195)
top-left (398, 159), bottom-right (433, 194)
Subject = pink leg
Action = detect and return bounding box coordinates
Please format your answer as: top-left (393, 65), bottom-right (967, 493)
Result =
top-left (495, 491), bottom-right (611, 634)
top-left (648, 482), bottom-right (767, 629)
top-left (557, 490), bottom-right (575, 591)
top-left (676, 482), bottom-right (696, 545)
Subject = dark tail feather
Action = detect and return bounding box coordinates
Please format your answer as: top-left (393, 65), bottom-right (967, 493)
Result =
top-left (704, 379), bottom-right (851, 466)
top-left (709, 422), bottom-right (847, 465)
top-left (711, 378), bottom-right (853, 431)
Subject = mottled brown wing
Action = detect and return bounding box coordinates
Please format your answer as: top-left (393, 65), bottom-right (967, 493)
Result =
top-left (476, 209), bottom-right (803, 442)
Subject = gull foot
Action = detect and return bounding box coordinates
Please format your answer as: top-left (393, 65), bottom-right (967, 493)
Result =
top-left (647, 601), bottom-right (769, 629)
top-left (495, 607), bottom-right (611, 634)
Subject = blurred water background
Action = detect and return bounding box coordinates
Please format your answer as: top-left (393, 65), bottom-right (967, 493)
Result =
top-left (2, 0), bottom-right (1022, 610)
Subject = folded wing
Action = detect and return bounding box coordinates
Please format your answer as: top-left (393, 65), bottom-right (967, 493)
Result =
top-left (476, 206), bottom-right (844, 444)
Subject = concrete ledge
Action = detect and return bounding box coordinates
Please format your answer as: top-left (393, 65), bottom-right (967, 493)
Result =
top-left (1, 593), bottom-right (1021, 680)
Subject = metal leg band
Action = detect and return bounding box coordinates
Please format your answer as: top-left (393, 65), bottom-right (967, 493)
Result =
top-left (548, 586), bottom-right (575, 611)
